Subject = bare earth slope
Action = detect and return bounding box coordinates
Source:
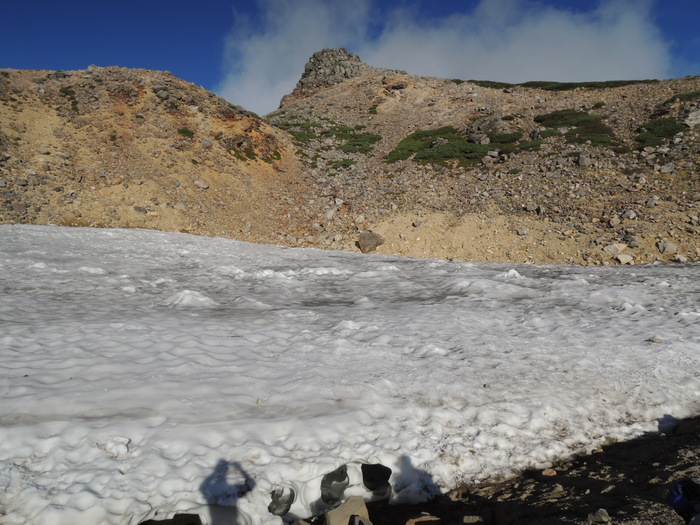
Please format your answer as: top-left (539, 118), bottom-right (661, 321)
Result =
top-left (1, 50), bottom-right (699, 266)
top-left (0, 66), bottom-right (311, 244)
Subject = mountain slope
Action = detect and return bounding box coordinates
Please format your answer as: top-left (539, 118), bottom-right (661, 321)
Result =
top-left (2, 51), bottom-right (700, 264)
top-left (0, 66), bottom-right (310, 243)
top-left (268, 48), bottom-right (700, 264)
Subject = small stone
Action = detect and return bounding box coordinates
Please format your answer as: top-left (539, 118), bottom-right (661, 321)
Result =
top-left (646, 195), bottom-right (660, 207)
top-left (616, 253), bottom-right (634, 265)
top-left (603, 243), bottom-right (626, 256)
top-left (54, 152), bottom-right (71, 160)
top-left (412, 219), bottom-right (423, 227)
top-left (578, 155), bottom-right (592, 167)
top-left (609, 216), bottom-right (621, 227)
top-left (656, 240), bottom-right (677, 255)
top-left (648, 337), bottom-right (664, 344)
top-left (517, 228), bottom-right (529, 236)
top-left (133, 206), bottom-right (148, 214)
top-left (358, 232), bottom-right (385, 253)
top-left (621, 209), bottom-right (637, 220)
top-left (201, 138), bottom-right (213, 149)
top-left (659, 162), bottom-right (675, 174)
top-left (193, 180), bottom-right (209, 189)
top-left (541, 468), bottom-right (557, 477)
top-left (587, 508), bottom-right (610, 523)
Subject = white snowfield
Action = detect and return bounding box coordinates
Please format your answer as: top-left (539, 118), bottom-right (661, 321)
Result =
top-left (1, 225), bottom-right (699, 524)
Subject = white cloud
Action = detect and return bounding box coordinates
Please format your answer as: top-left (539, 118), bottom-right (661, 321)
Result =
top-left (217, 0), bottom-right (371, 115)
top-left (217, 0), bottom-right (673, 115)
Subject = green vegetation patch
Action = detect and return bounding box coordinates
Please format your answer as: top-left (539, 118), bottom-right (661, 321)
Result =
top-left (339, 133), bottom-right (382, 154)
top-left (466, 79), bottom-right (657, 91)
top-left (385, 127), bottom-right (534, 165)
top-left (534, 109), bottom-right (624, 149)
top-left (59, 86), bottom-right (76, 98)
top-left (520, 79), bottom-right (657, 91)
top-left (662, 90), bottom-right (700, 105)
top-left (177, 127), bottom-right (195, 139)
top-left (487, 131), bottom-right (523, 144)
top-left (635, 117), bottom-right (687, 148)
top-left (384, 126), bottom-right (489, 165)
top-left (331, 159), bottom-right (355, 170)
top-left (534, 109), bottom-right (598, 128)
top-left (273, 114), bottom-right (381, 153)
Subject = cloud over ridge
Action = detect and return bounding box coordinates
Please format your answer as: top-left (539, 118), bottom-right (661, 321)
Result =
top-left (217, 0), bottom-right (672, 115)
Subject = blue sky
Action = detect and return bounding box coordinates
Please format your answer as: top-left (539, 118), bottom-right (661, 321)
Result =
top-left (2, 1), bottom-right (698, 115)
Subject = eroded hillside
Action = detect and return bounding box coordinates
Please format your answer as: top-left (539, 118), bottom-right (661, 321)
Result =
top-left (0, 66), bottom-right (311, 243)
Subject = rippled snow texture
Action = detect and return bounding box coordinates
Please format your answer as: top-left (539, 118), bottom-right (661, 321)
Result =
top-left (1, 225), bottom-right (699, 524)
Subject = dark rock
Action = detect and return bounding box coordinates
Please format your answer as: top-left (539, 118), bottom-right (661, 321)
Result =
top-left (358, 232), bottom-right (385, 253)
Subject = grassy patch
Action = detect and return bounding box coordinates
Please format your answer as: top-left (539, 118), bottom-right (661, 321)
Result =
top-left (534, 109), bottom-right (623, 149)
top-left (534, 109), bottom-right (599, 128)
top-left (662, 90), bottom-right (700, 105)
top-left (58, 86), bottom-right (76, 97)
top-left (339, 133), bottom-right (382, 154)
top-left (384, 126), bottom-right (491, 165)
top-left (275, 115), bottom-right (381, 153)
top-left (369, 105), bottom-right (378, 114)
top-left (332, 159), bottom-right (355, 170)
top-left (635, 118), bottom-right (687, 148)
top-left (520, 79), bottom-right (657, 91)
top-left (469, 80), bottom-right (515, 89)
top-left (487, 131), bottom-right (523, 144)
top-left (177, 127), bottom-right (195, 139)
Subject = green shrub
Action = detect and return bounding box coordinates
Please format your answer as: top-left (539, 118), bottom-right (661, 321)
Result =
top-left (59, 86), bottom-right (76, 97)
top-left (369, 105), bottom-right (378, 114)
top-left (534, 109), bottom-right (598, 128)
top-left (662, 90), bottom-right (700, 105)
top-left (539, 129), bottom-right (560, 139)
top-left (332, 159), bottom-right (355, 169)
top-left (469, 80), bottom-right (514, 89)
top-left (384, 126), bottom-right (491, 165)
top-left (635, 117), bottom-right (687, 148)
top-left (520, 79), bottom-right (657, 91)
top-left (487, 131), bottom-right (523, 144)
top-left (534, 109), bottom-right (622, 148)
top-left (339, 133), bottom-right (382, 154)
top-left (177, 127), bottom-right (195, 139)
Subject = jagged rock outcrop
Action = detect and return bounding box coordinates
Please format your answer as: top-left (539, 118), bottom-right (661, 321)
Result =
top-left (279, 48), bottom-right (379, 108)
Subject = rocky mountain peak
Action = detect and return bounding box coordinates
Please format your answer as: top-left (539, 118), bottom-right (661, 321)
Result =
top-left (280, 48), bottom-right (377, 107)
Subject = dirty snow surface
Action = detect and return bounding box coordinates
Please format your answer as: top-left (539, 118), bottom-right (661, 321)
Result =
top-left (1, 225), bottom-right (699, 524)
